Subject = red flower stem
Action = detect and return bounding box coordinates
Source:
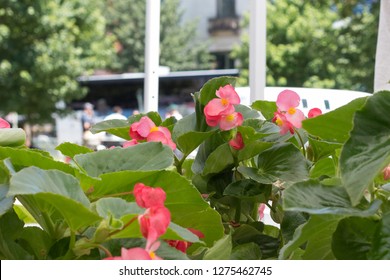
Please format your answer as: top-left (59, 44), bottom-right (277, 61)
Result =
top-left (108, 216), bottom-right (138, 237)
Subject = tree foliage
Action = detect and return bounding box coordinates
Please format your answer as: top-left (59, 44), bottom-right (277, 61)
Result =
top-left (104, 0), bottom-right (213, 73)
top-left (231, 0), bottom-right (379, 92)
top-left (0, 0), bottom-right (115, 124)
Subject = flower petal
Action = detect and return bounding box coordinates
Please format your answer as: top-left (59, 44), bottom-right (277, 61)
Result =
top-left (285, 108), bottom-right (305, 128)
top-left (216, 84), bottom-right (240, 104)
top-left (308, 108), bottom-right (322, 118)
top-left (0, 118), bottom-right (11, 129)
top-left (219, 112), bottom-right (243, 131)
top-left (276, 90), bottom-right (300, 112)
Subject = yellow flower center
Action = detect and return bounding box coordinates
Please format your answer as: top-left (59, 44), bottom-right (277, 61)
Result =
top-left (275, 117), bottom-right (284, 126)
top-left (221, 98), bottom-right (229, 106)
top-left (149, 251), bottom-right (156, 259)
top-left (150, 126), bottom-right (159, 133)
top-left (225, 114), bottom-right (235, 122)
top-left (288, 107), bottom-right (296, 115)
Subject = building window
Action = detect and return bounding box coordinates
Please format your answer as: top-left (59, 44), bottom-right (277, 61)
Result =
top-left (302, 99), bottom-right (308, 108)
top-left (324, 100), bottom-right (330, 109)
top-left (213, 52), bottom-right (235, 69)
top-left (217, 0), bottom-right (236, 18)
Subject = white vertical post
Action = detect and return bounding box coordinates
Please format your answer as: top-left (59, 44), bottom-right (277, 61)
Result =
top-left (144, 0), bottom-right (161, 112)
top-left (249, 0), bottom-right (266, 103)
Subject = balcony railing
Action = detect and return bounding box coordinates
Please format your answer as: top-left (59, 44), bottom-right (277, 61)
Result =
top-left (208, 16), bottom-right (240, 35)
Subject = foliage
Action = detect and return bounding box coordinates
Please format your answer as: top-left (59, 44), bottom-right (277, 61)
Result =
top-left (103, 0), bottom-right (212, 73)
top-left (231, 0), bottom-right (379, 92)
top-left (0, 0), bottom-right (116, 124)
top-left (1, 76), bottom-right (390, 260)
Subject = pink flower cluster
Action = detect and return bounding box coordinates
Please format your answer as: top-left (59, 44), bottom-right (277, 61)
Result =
top-left (105, 183), bottom-right (171, 260)
top-left (204, 85), bottom-right (243, 131)
top-left (272, 90), bottom-right (322, 135)
top-left (0, 118), bottom-right (10, 129)
top-left (124, 116), bottom-right (176, 150)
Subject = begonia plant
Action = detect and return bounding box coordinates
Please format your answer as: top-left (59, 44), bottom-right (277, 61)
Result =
top-left (0, 76), bottom-right (390, 260)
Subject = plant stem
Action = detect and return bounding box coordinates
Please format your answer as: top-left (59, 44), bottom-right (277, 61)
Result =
top-left (294, 128), bottom-right (306, 158)
top-left (97, 244), bottom-right (112, 258)
top-left (108, 216), bottom-right (138, 237)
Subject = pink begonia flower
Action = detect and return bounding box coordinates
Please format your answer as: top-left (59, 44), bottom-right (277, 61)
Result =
top-left (272, 111), bottom-right (294, 135)
top-left (129, 116), bottom-right (176, 150)
top-left (258, 203), bottom-right (266, 221)
top-left (219, 111), bottom-right (243, 131)
top-left (147, 126), bottom-right (176, 150)
top-left (0, 118), bottom-right (10, 128)
top-left (123, 139), bottom-right (138, 147)
top-left (229, 132), bottom-right (244, 150)
top-left (383, 165), bottom-right (390, 180)
top-left (308, 108), bottom-right (322, 118)
top-left (104, 243), bottom-right (162, 260)
top-left (273, 90), bottom-right (305, 134)
top-left (204, 85), bottom-right (240, 118)
top-left (129, 116), bottom-right (156, 140)
top-left (138, 206), bottom-right (171, 251)
top-left (167, 228), bottom-right (205, 253)
top-left (133, 183), bottom-right (166, 209)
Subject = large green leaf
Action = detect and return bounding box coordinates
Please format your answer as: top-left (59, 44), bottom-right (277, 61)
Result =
top-left (87, 170), bottom-right (223, 247)
top-left (56, 142), bottom-right (93, 158)
top-left (93, 198), bottom-right (200, 243)
top-left (9, 167), bottom-right (101, 231)
top-left (0, 147), bottom-right (76, 175)
top-left (239, 143), bottom-right (309, 185)
top-left (309, 157), bottom-right (336, 179)
top-left (283, 179), bottom-right (381, 216)
top-left (369, 212), bottom-right (390, 259)
top-left (332, 217), bottom-right (378, 260)
top-left (203, 234), bottom-right (232, 260)
top-left (172, 113), bottom-right (215, 155)
top-left (279, 215), bottom-right (341, 260)
top-left (74, 142), bottom-right (174, 177)
top-left (340, 91), bottom-right (390, 206)
top-left (302, 97), bottom-right (367, 143)
top-left (0, 128), bottom-right (26, 147)
top-left (202, 143), bottom-right (234, 175)
top-left (192, 133), bottom-right (225, 174)
top-left (198, 76), bottom-right (237, 106)
top-left (251, 100), bottom-right (277, 120)
top-left (0, 210), bottom-right (33, 259)
top-left (224, 179), bottom-right (271, 202)
top-left (90, 119), bottom-right (130, 140)
top-left (0, 184), bottom-right (13, 216)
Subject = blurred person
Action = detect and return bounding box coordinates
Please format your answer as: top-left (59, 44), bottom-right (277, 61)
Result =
top-left (104, 106), bottom-right (127, 121)
top-left (81, 102), bottom-right (102, 149)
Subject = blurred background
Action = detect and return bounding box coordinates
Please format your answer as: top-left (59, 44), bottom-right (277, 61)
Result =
top-left (0, 0), bottom-right (380, 153)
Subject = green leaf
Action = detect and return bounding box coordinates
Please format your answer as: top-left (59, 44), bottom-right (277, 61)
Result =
top-left (172, 113), bottom-right (215, 155)
top-left (9, 167), bottom-right (101, 231)
top-left (88, 170), bottom-right (223, 247)
top-left (332, 217), bottom-right (378, 260)
top-left (279, 215), bottom-right (341, 260)
top-left (0, 147), bottom-right (76, 175)
top-left (0, 184), bottom-right (13, 217)
top-left (0, 210), bottom-right (33, 259)
top-left (369, 212), bottom-right (390, 259)
top-left (203, 234), bottom-right (232, 260)
top-left (235, 104), bottom-right (261, 120)
top-left (199, 76), bottom-right (237, 106)
top-left (93, 197), bottom-right (200, 243)
top-left (0, 128), bottom-right (26, 147)
top-left (74, 142), bottom-right (174, 177)
top-left (224, 179), bottom-right (271, 202)
top-left (56, 142), bottom-right (93, 158)
top-left (302, 97), bottom-right (367, 143)
top-left (19, 227), bottom-right (53, 260)
top-left (202, 143), bottom-right (234, 175)
top-left (310, 157), bottom-right (336, 178)
top-left (90, 119), bottom-right (130, 140)
top-left (251, 100), bottom-right (277, 120)
top-left (283, 179), bottom-right (381, 216)
top-left (237, 140), bottom-right (274, 162)
top-left (238, 143), bottom-right (309, 185)
top-left (340, 91), bottom-right (390, 206)
top-left (192, 133), bottom-right (225, 174)
top-left (230, 242), bottom-right (261, 260)
top-left (308, 137), bottom-right (342, 162)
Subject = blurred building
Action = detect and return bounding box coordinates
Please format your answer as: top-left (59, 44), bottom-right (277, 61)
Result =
top-left (180, 0), bottom-right (250, 69)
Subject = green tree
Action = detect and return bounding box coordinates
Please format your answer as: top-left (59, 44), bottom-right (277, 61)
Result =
top-left (0, 0), bottom-right (115, 124)
top-left (231, 0), bottom-right (379, 92)
top-left (104, 0), bottom-right (212, 73)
